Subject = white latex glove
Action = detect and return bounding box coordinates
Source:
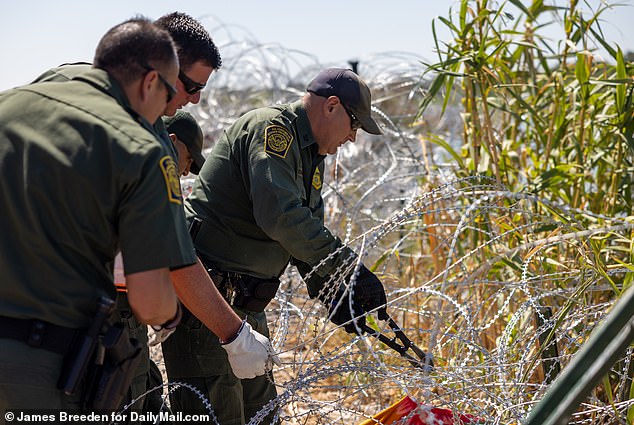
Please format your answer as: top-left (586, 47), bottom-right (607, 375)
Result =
top-left (221, 321), bottom-right (281, 379)
top-left (147, 326), bottom-right (175, 346)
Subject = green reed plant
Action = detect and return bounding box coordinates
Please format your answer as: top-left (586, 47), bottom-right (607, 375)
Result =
top-left (415, 0), bottom-right (634, 419)
top-left (420, 0), bottom-right (633, 218)
top-left (417, 0), bottom-right (633, 307)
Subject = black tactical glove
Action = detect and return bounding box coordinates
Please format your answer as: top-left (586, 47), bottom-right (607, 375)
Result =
top-left (328, 286), bottom-right (366, 334)
top-left (329, 264), bottom-right (388, 334)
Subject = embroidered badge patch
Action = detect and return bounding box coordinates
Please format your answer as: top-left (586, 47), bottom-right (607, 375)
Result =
top-left (264, 125), bottom-right (293, 158)
top-left (159, 156), bottom-right (183, 204)
top-left (312, 167), bottom-right (322, 190)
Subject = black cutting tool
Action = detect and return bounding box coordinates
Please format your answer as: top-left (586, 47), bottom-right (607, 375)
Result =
top-left (360, 313), bottom-right (434, 371)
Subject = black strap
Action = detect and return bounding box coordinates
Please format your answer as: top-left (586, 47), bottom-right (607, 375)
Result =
top-left (0, 316), bottom-right (80, 356)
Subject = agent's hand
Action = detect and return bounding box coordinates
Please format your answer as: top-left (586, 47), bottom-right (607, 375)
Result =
top-left (328, 289), bottom-right (366, 334)
top-left (353, 264), bottom-right (388, 320)
top-left (328, 264), bottom-right (388, 334)
top-left (221, 321), bottom-right (281, 379)
top-left (148, 326), bottom-right (176, 346)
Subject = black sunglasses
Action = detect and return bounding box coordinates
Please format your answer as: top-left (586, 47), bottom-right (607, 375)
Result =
top-left (341, 102), bottom-right (362, 131)
top-left (142, 64), bottom-right (177, 103)
top-left (179, 70), bottom-right (206, 95)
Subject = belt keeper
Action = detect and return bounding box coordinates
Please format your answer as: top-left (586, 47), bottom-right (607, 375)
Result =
top-left (27, 320), bottom-right (46, 348)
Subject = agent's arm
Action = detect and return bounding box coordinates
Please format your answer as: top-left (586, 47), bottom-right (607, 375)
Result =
top-left (126, 267), bottom-right (178, 325)
top-left (169, 258), bottom-right (280, 379)
top-left (170, 258), bottom-right (241, 340)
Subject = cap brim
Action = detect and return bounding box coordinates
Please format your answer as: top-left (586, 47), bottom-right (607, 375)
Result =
top-left (361, 116), bottom-right (382, 135)
top-left (189, 151), bottom-right (205, 175)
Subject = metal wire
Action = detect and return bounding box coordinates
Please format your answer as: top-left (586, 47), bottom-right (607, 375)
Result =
top-left (142, 26), bottom-right (634, 425)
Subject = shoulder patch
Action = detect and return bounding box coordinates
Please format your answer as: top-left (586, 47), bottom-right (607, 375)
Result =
top-left (264, 125), bottom-right (293, 158)
top-left (159, 156), bottom-right (183, 204)
top-left (312, 167), bottom-right (322, 190)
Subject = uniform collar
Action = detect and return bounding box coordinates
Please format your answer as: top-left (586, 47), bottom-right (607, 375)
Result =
top-left (287, 100), bottom-right (316, 150)
top-left (72, 68), bottom-right (155, 131)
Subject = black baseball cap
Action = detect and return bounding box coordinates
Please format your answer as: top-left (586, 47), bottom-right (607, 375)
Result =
top-left (162, 111), bottom-right (205, 174)
top-left (307, 68), bottom-right (382, 135)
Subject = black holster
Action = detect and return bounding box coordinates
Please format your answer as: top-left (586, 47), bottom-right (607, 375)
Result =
top-left (83, 323), bottom-right (143, 410)
top-left (207, 268), bottom-right (280, 313)
top-left (230, 276), bottom-right (280, 312)
top-left (57, 297), bottom-right (143, 411)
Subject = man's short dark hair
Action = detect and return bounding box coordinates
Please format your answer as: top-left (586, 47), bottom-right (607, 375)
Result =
top-left (155, 12), bottom-right (222, 71)
top-left (94, 17), bottom-right (178, 86)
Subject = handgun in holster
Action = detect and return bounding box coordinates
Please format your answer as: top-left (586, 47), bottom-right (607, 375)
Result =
top-left (83, 322), bottom-right (143, 410)
top-left (58, 296), bottom-right (115, 397)
top-left (215, 273), bottom-right (280, 313)
top-left (57, 296), bottom-right (143, 410)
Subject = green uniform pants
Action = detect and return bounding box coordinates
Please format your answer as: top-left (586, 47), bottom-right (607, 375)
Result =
top-left (0, 339), bottom-right (83, 410)
top-left (117, 296), bottom-right (168, 417)
top-left (161, 309), bottom-right (279, 425)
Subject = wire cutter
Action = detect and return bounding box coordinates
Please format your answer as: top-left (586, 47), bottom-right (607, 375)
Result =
top-left (361, 313), bottom-right (433, 371)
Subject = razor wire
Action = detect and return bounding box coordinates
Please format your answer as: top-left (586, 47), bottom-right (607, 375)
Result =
top-left (131, 23), bottom-right (634, 425)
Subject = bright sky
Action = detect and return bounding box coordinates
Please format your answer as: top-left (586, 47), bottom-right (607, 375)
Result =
top-left (2, 0), bottom-right (633, 91)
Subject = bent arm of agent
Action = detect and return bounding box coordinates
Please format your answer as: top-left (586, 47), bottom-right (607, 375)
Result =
top-left (245, 122), bottom-right (388, 333)
top-left (126, 267), bottom-right (179, 325)
top-left (169, 258), bottom-right (242, 339)
top-left (169, 258), bottom-right (279, 378)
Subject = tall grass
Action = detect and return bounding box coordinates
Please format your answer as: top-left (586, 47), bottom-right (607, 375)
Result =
top-left (421, 0), bottom-right (633, 216)
top-left (416, 0), bottom-right (634, 420)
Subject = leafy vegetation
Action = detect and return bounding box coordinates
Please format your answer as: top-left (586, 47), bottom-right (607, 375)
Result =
top-left (413, 0), bottom-right (634, 421)
top-left (168, 4), bottom-right (634, 423)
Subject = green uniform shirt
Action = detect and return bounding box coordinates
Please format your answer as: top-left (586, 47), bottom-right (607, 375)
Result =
top-left (0, 69), bottom-right (196, 328)
top-left (33, 63), bottom-right (179, 161)
top-left (31, 62), bottom-right (92, 85)
top-left (186, 100), bottom-right (355, 286)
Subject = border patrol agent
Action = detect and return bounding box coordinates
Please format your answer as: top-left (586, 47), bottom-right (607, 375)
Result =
top-left (0, 18), bottom-right (189, 410)
top-left (163, 110), bottom-right (206, 176)
top-left (29, 13), bottom-right (277, 417)
top-left (32, 11), bottom-right (220, 171)
top-left (162, 68), bottom-right (389, 424)
top-left (31, 11), bottom-right (220, 415)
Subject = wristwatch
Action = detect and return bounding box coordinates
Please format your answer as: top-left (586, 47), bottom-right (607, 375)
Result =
top-left (151, 302), bottom-right (182, 331)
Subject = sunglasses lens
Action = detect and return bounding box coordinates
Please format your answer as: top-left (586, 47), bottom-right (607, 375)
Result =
top-left (179, 71), bottom-right (205, 95)
top-left (188, 86), bottom-right (203, 95)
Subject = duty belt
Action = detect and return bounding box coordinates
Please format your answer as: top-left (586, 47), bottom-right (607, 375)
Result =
top-left (0, 316), bottom-right (81, 356)
top-left (206, 267), bottom-right (280, 313)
